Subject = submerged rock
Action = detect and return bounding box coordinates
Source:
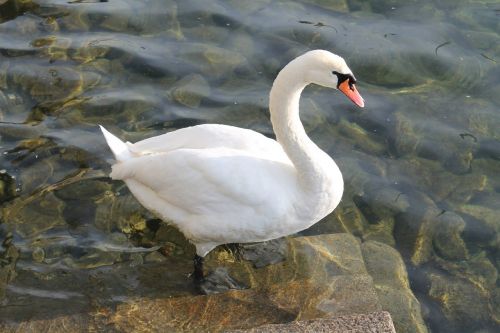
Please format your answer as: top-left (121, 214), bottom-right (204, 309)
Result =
top-left (130, 0), bottom-right (183, 39)
top-left (301, 0), bottom-right (349, 12)
top-left (170, 74), bottom-right (210, 108)
top-left (0, 233), bottom-right (427, 333)
top-left (0, 232), bottom-right (19, 299)
top-left (443, 150), bottom-right (473, 175)
top-left (428, 272), bottom-right (494, 332)
top-left (432, 211), bottom-right (468, 261)
top-left (338, 118), bottom-right (387, 156)
top-left (240, 238), bottom-right (287, 268)
top-left (393, 193), bottom-right (440, 266)
top-left (363, 217), bottom-right (396, 247)
top-left (0, 170), bottom-right (16, 203)
top-left (389, 111), bottom-right (422, 156)
top-left (94, 192), bottom-right (150, 235)
top-left (362, 241), bottom-right (428, 333)
top-left (2, 192), bottom-right (66, 238)
top-left (303, 200), bottom-right (369, 236)
top-left (187, 45), bottom-right (248, 78)
top-left (354, 185), bottom-right (410, 224)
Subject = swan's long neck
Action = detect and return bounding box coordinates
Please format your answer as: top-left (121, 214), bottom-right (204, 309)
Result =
top-left (269, 61), bottom-right (342, 207)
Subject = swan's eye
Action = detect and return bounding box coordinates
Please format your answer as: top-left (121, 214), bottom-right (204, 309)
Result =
top-left (332, 71), bottom-right (356, 90)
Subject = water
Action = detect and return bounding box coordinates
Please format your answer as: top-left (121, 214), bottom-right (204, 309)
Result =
top-left (0, 0), bottom-right (499, 332)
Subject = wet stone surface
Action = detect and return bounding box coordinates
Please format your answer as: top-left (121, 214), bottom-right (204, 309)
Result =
top-left (0, 234), bottom-right (411, 332)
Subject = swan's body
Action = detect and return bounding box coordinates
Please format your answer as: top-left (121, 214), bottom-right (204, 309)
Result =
top-left (100, 50), bottom-right (364, 261)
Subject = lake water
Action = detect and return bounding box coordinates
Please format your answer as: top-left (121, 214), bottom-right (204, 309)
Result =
top-left (0, 0), bottom-right (499, 332)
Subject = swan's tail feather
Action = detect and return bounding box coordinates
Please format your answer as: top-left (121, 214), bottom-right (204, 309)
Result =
top-left (99, 125), bottom-right (132, 162)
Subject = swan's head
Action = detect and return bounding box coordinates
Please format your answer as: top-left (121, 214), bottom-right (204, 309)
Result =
top-left (299, 50), bottom-right (364, 107)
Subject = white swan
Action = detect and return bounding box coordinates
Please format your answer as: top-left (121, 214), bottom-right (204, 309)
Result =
top-left (100, 50), bottom-right (364, 280)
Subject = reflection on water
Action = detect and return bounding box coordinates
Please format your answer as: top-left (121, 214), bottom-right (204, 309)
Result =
top-left (0, 0), bottom-right (499, 332)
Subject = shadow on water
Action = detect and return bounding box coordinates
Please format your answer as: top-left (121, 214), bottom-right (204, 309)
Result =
top-left (1, 0), bottom-right (499, 332)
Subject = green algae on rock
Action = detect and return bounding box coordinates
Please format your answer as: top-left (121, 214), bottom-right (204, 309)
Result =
top-left (428, 272), bottom-right (495, 332)
top-left (0, 233), bottom-right (19, 299)
top-left (432, 211), bottom-right (468, 261)
top-left (362, 241), bottom-right (428, 333)
top-left (2, 192), bottom-right (66, 238)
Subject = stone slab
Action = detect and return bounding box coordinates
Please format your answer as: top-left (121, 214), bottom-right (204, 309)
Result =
top-left (227, 311), bottom-right (396, 333)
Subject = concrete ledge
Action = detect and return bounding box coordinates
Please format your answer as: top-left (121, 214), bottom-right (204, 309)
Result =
top-left (227, 311), bottom-right (396, 333)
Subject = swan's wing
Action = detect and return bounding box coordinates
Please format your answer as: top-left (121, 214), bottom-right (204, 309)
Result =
top-left (111, 147), bottom-right (297, 220)
top-left (128, 124), bottom-right (290, 164)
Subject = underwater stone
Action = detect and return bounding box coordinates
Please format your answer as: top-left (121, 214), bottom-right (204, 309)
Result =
top-left (100, 234), bottom-right (423, 332)
top-left (368, 0), bottom-right (419, 14)
top-left (10, 64), bottom-right (98, 107)
top-left (100, 7), bottom-right (130, 32)
top-left (391, 111), bottom-right (420, 156)
top-left (54, 179), bottom-right (111, 202)
top-left (432, 211), bottom-right (468, 261)
top-left (476, 139), bottom-right (500, 161)
top-left (0, 122), bottom-right (43, 141)
top-left (182, 26), bottom-right (229, 44)
top-left (154, 224), bottom-right (193, 259)
top-left (458, 204), bottom-right (499, 247)
top-left (428, 272), bottom-right (493, 332)
top-left (70, 39), bottom-right (110, 64)
top-left (18, 158), bottom-right (53, 194)
top-left (192, 45), bottom-right (248, 78)
top-left (107, 277), bottom-right (380, 332)
top-left (299, 98), bottom-right (327, 133)
top-left (0, 234), bottom-right (425, 332)
top-left (2, 192), bottom-right (66, 238)
top-left (302, 202), bottom-right (368, 239)
top-left (128, 0), bottom-right (183, 39)
top-left (439, 251), bottom-right (497, 290)
top-left (300, 0), bottom-right (349, 12)
top-left (0, 232), bottom-right (19, 299)
top-left (129, 253), bottom-right (143, 267)
top-left (338, 118), bottom-right (387, 156)
top-left (240, 239), bottom-right (287, 269)
top-left (362, 241), bottom-right (428, 333)
top-left (62, 249), bottom-right (121, 270)
top-left (335, 156), bottom-right (373, 197)
top-left (224, 30), bottom-right (255, 58)
top-left (393, 193), bottom-right (440, 266)
top-left (0, 171), bottom-right (16, 203)
top-left (362, 241), bottom-right (409, 290)
top-left (202, 233), bottom-right (376, 298)
top-left (372, 286), bottom-right (428, 333)
top-left (355, 185), bottom-right (410, 224)
top-left (446, 173), bottom-right (487, 204)
top-left (223, 0), bottom-right (272, 15)
top-left (443, 150), bottom-right (473, 175)
top-left (31, 246), bottom-right (45, 263)
top-left (363, 217), bottom-right (396, 247)
top-left (94, 193), bottom-right (149, 235)
top-left (144, 251), bottom-right (166, 263)
top-left (287, 233), bottom-right (368, 277)
top-left (171, 74), bottom-right (210, 108)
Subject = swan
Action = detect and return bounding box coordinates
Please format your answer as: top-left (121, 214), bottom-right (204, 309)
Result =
top-left (100, 50), bottom-right (364, 282)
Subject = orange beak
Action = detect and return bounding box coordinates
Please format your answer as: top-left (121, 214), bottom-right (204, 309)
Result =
top-left (339, 80), bottom-right (364, 108)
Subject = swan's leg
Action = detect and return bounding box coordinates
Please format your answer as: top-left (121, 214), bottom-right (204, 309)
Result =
top-left (193, 255), bottom-right (205, 281)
